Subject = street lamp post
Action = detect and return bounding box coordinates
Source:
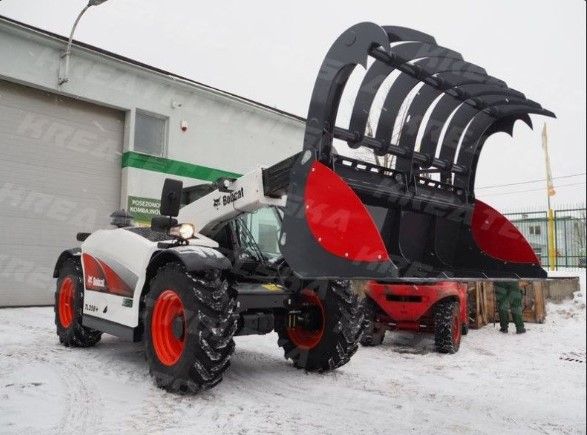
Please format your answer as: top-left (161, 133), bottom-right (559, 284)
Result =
top-left (58, 0), bottom-right (110, 85)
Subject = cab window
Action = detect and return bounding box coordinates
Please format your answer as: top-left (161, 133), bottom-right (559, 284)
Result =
top-left (236, 208), bottom-right (282, 261)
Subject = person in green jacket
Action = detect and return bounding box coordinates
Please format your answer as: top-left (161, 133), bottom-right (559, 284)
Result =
top-left (494, 281), bottom-right (526, 334)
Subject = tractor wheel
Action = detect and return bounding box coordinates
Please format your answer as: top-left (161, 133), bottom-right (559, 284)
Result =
top-left (359, 296), bottom-right (385, 347)
top-left (143, 263), bottom-right (237, 394)
top-left (276, 280), bottom-right (364, 372)
top-left (434, 299), bottom-right (462, 354)
top-left (54, 257), bottom-right (102, 347)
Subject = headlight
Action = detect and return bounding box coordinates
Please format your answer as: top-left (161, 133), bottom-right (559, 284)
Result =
top-left (169, 223), bottom-right (195, 240)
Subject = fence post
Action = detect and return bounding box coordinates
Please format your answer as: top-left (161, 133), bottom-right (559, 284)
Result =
top-left (547, 208), bottom-right (557, 271)
top-left (554, 209), bottom-right (559, 270)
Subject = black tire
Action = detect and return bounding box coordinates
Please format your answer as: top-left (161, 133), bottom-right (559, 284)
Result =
top-left (276, 280), bottom-right (364, 372)
top-left (359, 296), bottom-right (385, 347)
top-left (143, 263), bottom-right (237, 394)
top-left (434, 299), bottom-right (462, 354)
top-left (54, 257), bottom-right (102, 347)
top-left (462, 323), bottom-right (470, 336)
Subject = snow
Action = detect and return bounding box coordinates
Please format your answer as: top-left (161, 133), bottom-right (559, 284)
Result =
top-left (1, 274), bottom-right (585, 434)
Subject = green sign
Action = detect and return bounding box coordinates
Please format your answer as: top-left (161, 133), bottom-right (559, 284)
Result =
top-left (128, 196), bottom-right (160, 225)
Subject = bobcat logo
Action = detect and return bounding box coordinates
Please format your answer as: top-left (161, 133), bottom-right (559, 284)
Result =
top-left (222, 187), bottom-right (244, 206)
top-left (86, 275), bottom-right (105, 289)
top-left (213, 197), bottom-right (221, 209)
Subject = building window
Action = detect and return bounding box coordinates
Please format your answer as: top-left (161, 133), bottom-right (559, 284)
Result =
top-left (134, 111), bottom-right (167, 157)
top-left (529, 225), bottom-right (541, 236)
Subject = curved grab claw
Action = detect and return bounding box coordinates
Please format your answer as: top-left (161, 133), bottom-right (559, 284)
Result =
top-left (303, 22), bottom-right (390, 156)
top-left (283, 22), bottom-right (555, 281)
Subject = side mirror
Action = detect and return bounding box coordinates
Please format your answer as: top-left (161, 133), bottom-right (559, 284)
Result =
top-left (160, 178), bottom-right (183, 217)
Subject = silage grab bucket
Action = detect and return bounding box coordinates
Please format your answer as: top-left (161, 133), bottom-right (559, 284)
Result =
top-left (280, 22), bottom-right (555, 280)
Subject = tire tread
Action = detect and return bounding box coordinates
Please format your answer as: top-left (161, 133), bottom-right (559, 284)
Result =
top-left (434, 299), bottom-right (461, 354)
top-left (54, 257), bottom-right (102, 348)
top-left (276, 280), bottom-right (364, 372)
top-left (144, 263), bottom-right (237, 394)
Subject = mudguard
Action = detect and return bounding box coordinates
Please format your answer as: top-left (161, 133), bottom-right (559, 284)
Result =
top-left (281, 22), bottom-right (555, 281)
top-left (53, 248), bottom-right (81, 278)
top-left (147, 245), bottom-right (231, 277)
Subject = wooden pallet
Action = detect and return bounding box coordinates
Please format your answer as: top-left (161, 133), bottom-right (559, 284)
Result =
top-left (468, 281), bottom-right (547, 329)
top-left (521, 282), bottom-right (546, 324)
top-left (467, 282), bottom-right (491, 329)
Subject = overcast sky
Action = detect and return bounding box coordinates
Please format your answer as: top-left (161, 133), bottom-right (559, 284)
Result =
top-left (1, 0), bottom-right (585, 211)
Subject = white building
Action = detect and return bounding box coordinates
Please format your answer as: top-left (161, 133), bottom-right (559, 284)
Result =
top-left (510, 212), bottom-right (586, 268)
top-left (0, 15), bottom-right (305, 306)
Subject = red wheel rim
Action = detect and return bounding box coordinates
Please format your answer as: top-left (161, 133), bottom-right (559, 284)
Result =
top-left (287, 289), bottom-right (325, 350)
top-left (452, 309), bottom-right (462, 345)
top-left (58, 277), bottom-right (75, 328)
top-left (151, 290), bottom-right (186, 366)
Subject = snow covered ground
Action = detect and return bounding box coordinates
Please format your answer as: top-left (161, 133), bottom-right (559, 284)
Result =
top-left (1, 272), bottom-right (585, 435)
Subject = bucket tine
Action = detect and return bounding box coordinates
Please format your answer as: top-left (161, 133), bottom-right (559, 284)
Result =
top-left (374, 75), bottom-right (421, 153)
top-left (453, 105), bottom-right (555, 192)
top-left (348, 61), bottom-right (398, 149)
top-left (302, 22), bottom-right (390, 159)
top-left (383, 26), bottom-right (436, 44)
top-left (392, 42), bottom-right (462, 61)
top-left (348, 42), bottom-right (462, 150)
top-left (420, 84), bottom-right (527, 159)
top-left (440, 102), bottom-right (553, 181)
top-left (435, 77), bottom-right (514, 168)
top-left (438, 104), bottom-right (481, 172)
top-left (419, 93), bottom-right (539, 168)
top-left (374, 64), bottom-right (500, 157)
top-left (456, 83), bottom-right (525, 99)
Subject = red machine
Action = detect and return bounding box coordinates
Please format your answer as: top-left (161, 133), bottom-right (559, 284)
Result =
top-left (361, 281), bottom-right (469, 353)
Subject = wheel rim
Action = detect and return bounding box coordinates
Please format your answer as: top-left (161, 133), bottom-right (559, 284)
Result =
top-left (58, 277), bottom-right (75, 328)
top-left (452, 309), bottom-right (462, 345)
top-left (151, 289), bottom-right (186, 366)
top-left (287, 289), bottom-right (325, 350)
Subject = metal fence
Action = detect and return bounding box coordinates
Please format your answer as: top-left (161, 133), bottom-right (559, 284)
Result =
top-left (505, 206), bottom-right (586, 269)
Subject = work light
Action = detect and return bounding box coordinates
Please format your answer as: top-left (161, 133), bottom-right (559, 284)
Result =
top-left (169, 223), bottom-right (195, 240)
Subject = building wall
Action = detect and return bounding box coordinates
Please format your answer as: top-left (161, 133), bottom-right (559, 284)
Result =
top-left (512, 217), bottom-right (585, 268)
top-left (0, 19), bottom-right (305, 214)
top-left (0, 18), bottom-right (305, 305)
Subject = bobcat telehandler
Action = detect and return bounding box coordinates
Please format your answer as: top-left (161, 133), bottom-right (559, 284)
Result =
top-left (53, 23), bottom-right (554, 393)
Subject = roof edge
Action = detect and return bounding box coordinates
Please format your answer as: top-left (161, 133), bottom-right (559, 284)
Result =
top-left (0, 14), bottom-right (305, 124)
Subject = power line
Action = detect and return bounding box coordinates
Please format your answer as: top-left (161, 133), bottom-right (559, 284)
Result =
top-left (481, 182), bottom-right (586, 197)
top-left (477, 172), bottom-right (586, 190)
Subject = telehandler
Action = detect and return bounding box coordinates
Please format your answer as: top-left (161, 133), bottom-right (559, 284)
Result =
top-left (53, 23), bottom-right (554, 393)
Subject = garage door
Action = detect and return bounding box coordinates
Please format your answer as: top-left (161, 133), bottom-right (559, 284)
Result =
top-left (0, 80), bottom-right (124, 306)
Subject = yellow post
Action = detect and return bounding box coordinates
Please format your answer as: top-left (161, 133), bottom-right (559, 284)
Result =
top-left (542, 123), bottom-right (557, 271)
top-left (547, 208), bottom-right (556, 271)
